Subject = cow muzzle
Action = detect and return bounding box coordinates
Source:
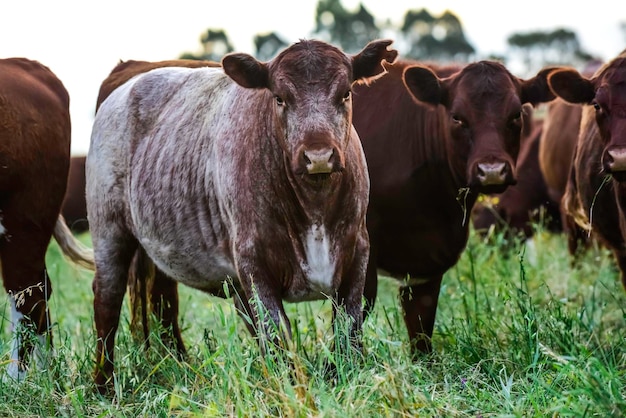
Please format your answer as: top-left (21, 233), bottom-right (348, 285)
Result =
top-left (471, 161), bottom-right (516, 193)
top-left (603, 147), bottom-right (626, 182)
top-left (295, 145), bottom-right (345, 176)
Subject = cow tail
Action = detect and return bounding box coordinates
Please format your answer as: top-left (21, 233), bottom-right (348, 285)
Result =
top-left (128, 247), bottom-right (153, 346)
top-left (53, 215), bottom-right (96, 270)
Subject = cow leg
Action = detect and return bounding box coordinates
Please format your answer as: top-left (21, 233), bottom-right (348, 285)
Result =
top-left (1, 227), bottom-right (54, 380)
top-left (92, 234), bottom-right (137, 394)
top-left (362, 245), bottom-right (379, 321)
top-left (336, 237), bottom-right (368, 353)
top-left (233, 284), bottom-right (290, 355)
top-left (150, 269), bottom-right (186, 357)
top-left (399, 275), bottom-right (443, 357)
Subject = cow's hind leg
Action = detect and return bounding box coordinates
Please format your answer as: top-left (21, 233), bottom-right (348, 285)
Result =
top-left (92, 233), bottom-right (138, 394)
top-left (1, 229), bottom-right (54, 380)
top-left (127, 248), bottom-right (185, 357)
top-left (151, 269), bottom-right (186, 357)
top-left (399, 275), bottom-right (443, 357)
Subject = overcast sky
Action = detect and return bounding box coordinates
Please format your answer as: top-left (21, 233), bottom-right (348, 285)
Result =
top-left (2, 0), bottom-right (624, 154)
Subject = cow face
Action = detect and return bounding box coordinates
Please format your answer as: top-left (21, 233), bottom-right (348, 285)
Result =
top-left (222, 39), bottom-right (397, 184)
top-left (549, 55), bottom-right (626, 181)
top-left (403, 62), bottom-right (555, 194)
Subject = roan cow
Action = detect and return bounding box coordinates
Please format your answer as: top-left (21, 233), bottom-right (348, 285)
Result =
top-left (548, 50), bottom-right (626, 290)
top-left (0, 58), bottom-right (94, 379)
top-left (352, 59), bottom-right (558, 355)
top-left (87, 39), bottom-right (397, 392)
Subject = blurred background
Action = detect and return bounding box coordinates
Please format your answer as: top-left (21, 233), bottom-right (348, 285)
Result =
top-left (2, 0), bottom-right (624, 155)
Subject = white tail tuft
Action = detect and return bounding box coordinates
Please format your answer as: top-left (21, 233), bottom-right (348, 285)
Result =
top-left (53, 215), bottom-right (95, 271)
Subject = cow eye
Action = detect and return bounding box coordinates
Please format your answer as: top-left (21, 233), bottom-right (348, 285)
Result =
top-left (275, 95), bottom-right (285, 106)
top-left (511, 111), bottom-right (522, 122)
top-left (451, 114), bottom-right (464, 126)
top-left (342, 90), bottom-right (351, 103)
top-left (593, 102), bottom-right (601, 111)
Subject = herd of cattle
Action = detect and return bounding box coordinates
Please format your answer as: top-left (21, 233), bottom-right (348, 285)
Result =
top-left (1, 38), bottom-right (624, 394)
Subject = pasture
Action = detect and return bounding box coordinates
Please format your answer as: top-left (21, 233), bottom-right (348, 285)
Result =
top-left (1, 225), bottom-right (624, 417)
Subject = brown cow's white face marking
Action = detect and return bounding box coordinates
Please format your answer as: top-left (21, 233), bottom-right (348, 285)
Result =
top-left (303, 224), bottom-right (336, 292)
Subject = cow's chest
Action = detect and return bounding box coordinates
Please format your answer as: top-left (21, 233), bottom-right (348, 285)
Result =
top-left (285, 224), bottom-right (338, 302)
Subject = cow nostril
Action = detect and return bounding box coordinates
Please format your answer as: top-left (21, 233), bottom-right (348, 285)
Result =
top-left (476, 162), bottom-right (508, 185)
top-left (302, 148), bottom-right (335, 174)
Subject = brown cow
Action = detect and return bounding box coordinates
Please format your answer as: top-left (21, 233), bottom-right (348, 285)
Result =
top-left (0, 58), bottom-right (94, 380)
top-left (538, 98), bottom-right (589, 256)
top-left (352, 59), bottom-right (558, 355)
top-left (538, 59), bottom-right (603, 256)
top-left (61, 155), bottom-right (88, 233)
top-left (87, 39), bottom-right (398, 393)
top-left (472, 118), bottom-right (564, 241)
top-left (548, 50), bottom-right (626, 290)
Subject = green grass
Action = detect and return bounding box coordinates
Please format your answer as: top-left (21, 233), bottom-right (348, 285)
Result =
top-left (1, 226), bottom-right (624, 417)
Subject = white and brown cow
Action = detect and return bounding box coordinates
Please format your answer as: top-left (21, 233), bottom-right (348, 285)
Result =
top-left (87, 39), bottom-right (397, 392)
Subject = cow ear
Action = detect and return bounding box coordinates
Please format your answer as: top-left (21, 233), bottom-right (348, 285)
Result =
top-left (548, 68), bottom-right (596, 104)
top-left (519, 67), bottom-right (557, 106)
top-left (352, 39), bottom-right (398, 84)
top-left (222, 53), bottom-right (269, 89)
top-left (403, 65), bottom-right (446, 107)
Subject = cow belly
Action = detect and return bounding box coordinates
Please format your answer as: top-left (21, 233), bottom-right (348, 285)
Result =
top-left (378, 227), bottom-right (467, 279)
top-left (138, 233), bottom-right (237, 290)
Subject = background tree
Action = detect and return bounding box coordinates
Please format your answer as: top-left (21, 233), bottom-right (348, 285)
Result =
top-left (507, 28), bottom-right (595, 75)
top-left (179, 29), bottom-right (234, 61)
top-left (400, 9), bottom-right (474, 61)
top-left (311, 0), bottom-right (380, 53)
top-left (254, 32), bottom-right (289, 61)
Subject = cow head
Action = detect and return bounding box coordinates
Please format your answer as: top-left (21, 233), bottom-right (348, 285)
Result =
top-left (403, 61), bottom-right (555, 194)
top-left (548, 53), bottom-right (626, 182)
top-left (221, 39), bottom-right (397, 184)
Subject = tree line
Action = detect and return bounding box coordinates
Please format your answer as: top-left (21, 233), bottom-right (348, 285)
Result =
top-left (179, 0), bottom-right (625, 76)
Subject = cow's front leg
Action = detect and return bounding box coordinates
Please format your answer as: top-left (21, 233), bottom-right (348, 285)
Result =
top-left (233, 272), bottom-right (290, 356)
top-left (335, 237), bottom-right (369, 354)
top-left (400, 275), bottom-right (443, 357)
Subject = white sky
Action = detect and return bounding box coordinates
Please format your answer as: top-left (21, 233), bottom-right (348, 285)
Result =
top-left (1, 0), bottom-right (624, 155)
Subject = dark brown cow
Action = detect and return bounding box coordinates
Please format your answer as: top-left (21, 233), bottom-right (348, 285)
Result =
top-left (0, 58), bottom-right (94, 379)
top-left (87, 39), bottom-right (398, 393)
top-left (548, 50), bottom-right (626, 290)
top-left (538, 59), bottom-right (604, 256)
top-left (352, 59), bottom-right (558, 355)
top-left (61, 155), bottom-right (88, 233)
top-left (472, 118), bottom-right (564, 241)
top-left (538, 98), bottom-right (589, 255)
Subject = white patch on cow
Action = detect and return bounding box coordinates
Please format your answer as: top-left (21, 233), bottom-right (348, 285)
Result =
top-left (2, 298), bottom-right (50, 382)
top-left (5, 298), bottom-right (25, 381)
top-left (303, 224), bottom-right (336, 292)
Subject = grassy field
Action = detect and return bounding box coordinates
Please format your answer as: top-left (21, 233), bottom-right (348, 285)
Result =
top-left (0, 225), bottom-right (624, 417)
